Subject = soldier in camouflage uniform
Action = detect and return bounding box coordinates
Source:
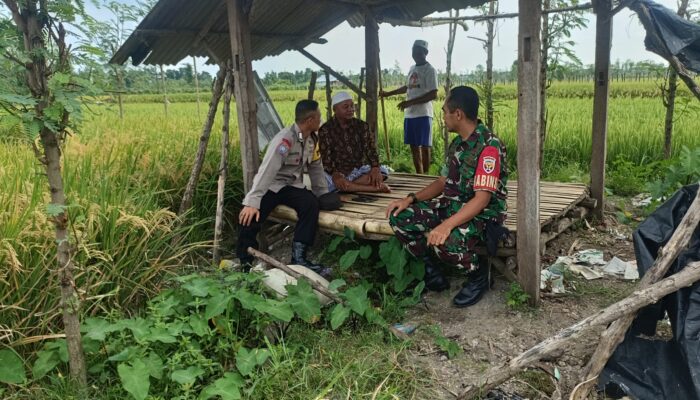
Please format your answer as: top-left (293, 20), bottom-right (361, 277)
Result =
top-left (386, 86), bottom-right (507, 307)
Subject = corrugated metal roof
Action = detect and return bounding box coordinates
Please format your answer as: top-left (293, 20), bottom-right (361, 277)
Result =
top-left (111, 0), bottom-right (487, 66)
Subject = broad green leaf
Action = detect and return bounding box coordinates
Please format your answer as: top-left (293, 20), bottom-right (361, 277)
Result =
top-left (392, 272), bottom-right (414, 293)
top-left (46, 203), bottom-right (66, 217)
top-left (329, 304), bottom-right (350, 330)
top-left (182, 277), bottom-right (212, 297)
top-left (189, 314), bottom-right (209, 337)
top-left (205, 292), bottom-right (232, 319)
top-left (327, 236), bottom-right (343, 253)
top-left (144, 327), bottom-right (176, 344)
top-left (400, 282), bottom-right (426, 307)
top-left (118, 359), bottom-right (150, 400)
top-left (359, 245), bottom-right (373, 260)
top-left (46, 339), bottom-right (69, 362)
top-left (198, 372), bottom-right (243, 400)
top-left (144, 353), bottom-right (163, 380)
top-left (365, 306), bottom-right (386, 326)
top-left (233, 289), bottom-right (265, 311)
top-left (108, 346), bottom-right (138, 362)
top-left (285, 279), bottom-right (321, 323)
top-left (339, 250), bottom-right (360, 270)
top-left (171, 366), bottom-right (204, 385)
top-left (82, 317), bottom-right (119, 341)
top-left (126, 318), bottom-right (152, 341)
top-left (254, 299), bottom-right (294, 322)
top-left (32, 350), bottom-right (60, 379)
top-left (0, 349), bottom-right (25, 384)
top-left (342, 285), bottom-right (369, 316)
top-left (343, 226), bottom-right (356, 241)
top-left (235, 347), bottom-right (269, 377)
top-left (328, 279), bottom-right (346, 293)
top-left (151, 294), bottom-right (180, 317)
top-left (408, 258), bottom-right (425, 280)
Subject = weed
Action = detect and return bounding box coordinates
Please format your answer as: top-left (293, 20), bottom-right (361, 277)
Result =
top-left (505, 282), bottom-right (531, 310)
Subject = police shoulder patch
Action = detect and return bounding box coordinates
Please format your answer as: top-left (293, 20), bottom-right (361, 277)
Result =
top-left (277, 138), bottom-right (292, 156)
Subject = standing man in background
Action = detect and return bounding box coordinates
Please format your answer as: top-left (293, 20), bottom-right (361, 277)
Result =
top-left (380, 39), bottom-right (438, 174)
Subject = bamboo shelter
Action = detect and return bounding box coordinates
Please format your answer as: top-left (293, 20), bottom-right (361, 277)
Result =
top-left (112, 0), bottom-right (624, 304)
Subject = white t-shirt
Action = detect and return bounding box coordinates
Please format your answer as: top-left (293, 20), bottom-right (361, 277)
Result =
top-left (405, 62), bottom-right (438, 119)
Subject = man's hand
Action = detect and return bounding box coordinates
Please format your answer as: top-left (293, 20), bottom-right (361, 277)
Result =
top-left (369, 166), bottom-right (383, 188)
top-left (397, 100), bottom-right (410, 111)
top-left (386, 197), bottom-right (412, 218)
top-left (332, 173), bottom-right (350, 191)
top-left (427, 222), bottom-right (454, 246)
top-left (239, 206), bottom-right (260, 227)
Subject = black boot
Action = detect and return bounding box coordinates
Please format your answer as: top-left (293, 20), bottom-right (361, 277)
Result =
top-left (453, 261), bottom-right (490, 307)
top-left (291, 241), bottom-right (332, 279)
top-left (424, 257), bottom-right (449, 292)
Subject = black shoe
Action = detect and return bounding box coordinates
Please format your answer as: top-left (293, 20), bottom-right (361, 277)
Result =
top-left (239, 257), bottom-right (254, 273)
top-left (291, 241), bottom-right (333, 279)
top-left (424, 257), bottom-right (449, 292)
top-left (453, 263), bottom-right (489, 308)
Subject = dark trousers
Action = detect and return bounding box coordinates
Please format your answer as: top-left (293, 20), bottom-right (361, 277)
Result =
top-left (237, 186), bottom-right (320, 262)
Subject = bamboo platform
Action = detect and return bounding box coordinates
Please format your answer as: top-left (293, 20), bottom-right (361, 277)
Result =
top-left (268, 173), bottom-right (592, 246)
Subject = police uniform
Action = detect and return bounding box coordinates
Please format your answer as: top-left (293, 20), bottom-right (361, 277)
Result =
top-left (389, 121), bottom-right (508, 271)
top-left (237, 123), bottom-right (328, 264)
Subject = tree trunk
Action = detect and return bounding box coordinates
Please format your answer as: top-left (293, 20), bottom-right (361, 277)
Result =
top-left (178, 66), bottom-right (227, 216)
top-left (539, 0), bottom-right (550, 169)
top-left (193, 56), bottom-right (201, 120)
top-left (459, 261), bottom-right (700, 400)
top-left (664, 68), bottom-right (678, 159)
top-left (5, 0), bottom-right (87, 386)
top-left (571, 187), bottom-right (700, 400)
top-left (444, 9), bottom-right (458, 159)
top-left (662, 0), bottom-right (689, 160)
top-left (213, 70), bottom-right (233, 265)
top-left (308, 71), bottom-right (318, 100)
top-left (485, 0), bottom-right (496, 130)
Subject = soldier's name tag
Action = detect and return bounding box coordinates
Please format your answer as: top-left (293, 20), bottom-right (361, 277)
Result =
top-left (277, 138), bottom-right (292, 156)
top-left (474, 145), bottom-right (500, 192)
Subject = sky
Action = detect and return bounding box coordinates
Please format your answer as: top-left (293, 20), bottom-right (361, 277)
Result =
top-left (89, 0), bottom-right (683, 75)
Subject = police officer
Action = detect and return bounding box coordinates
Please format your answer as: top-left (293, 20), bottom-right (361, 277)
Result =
top-left (385, 86), bottom-right (508, 307)
top-left (237, 99), bottom-right (331, 278)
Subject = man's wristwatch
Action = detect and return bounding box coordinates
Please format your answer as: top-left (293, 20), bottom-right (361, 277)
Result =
top-left (407, 192), bottom-right (418, 204)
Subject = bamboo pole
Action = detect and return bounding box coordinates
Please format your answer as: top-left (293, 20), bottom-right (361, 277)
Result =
top-left (571, 187), bottom-right (700, 400)
top-left (358, 67), bottom-right (365, 119)
top-left (193, 56), bottom-right (201, 121)
top-left (325, 70), bottom-right (332, 121)
top-left (213, 70), bottom-right (233, 265)
top-left (377, 56), bottom-right (391, 162)
top-left (459, 261), bottom-right (700, 399)
top-left (308, 71), bottom-right (318, 100)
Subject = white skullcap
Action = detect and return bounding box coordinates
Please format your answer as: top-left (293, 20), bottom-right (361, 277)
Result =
top-left (331, 91), bottom-right (353, 107)
top-left (413, 40), bottom-right (428, 51)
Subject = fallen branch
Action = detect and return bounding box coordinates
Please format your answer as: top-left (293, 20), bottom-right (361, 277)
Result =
top-left (571, 187), bottom-right (700, 399)
top-left (248, 247), bottom-right (342, 303)
top-left (457, 261), bottom-right (700, 399)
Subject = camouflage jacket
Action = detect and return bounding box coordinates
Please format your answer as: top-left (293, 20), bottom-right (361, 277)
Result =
top-left (440, 121), bottom-right (508, 223)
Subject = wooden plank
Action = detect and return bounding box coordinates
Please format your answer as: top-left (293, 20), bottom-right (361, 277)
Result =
top-left (516, 0), bottom-right (543, 305)
top-left (227, 0), bottom-right (259, 192)
top-left (590, 0), bottom-right (612, 219)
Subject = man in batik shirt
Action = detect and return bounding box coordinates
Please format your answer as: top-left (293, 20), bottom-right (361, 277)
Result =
top-left (318, 91), bottom-right (390, 193)
top-left (386, 86), bottom-right (508, 307)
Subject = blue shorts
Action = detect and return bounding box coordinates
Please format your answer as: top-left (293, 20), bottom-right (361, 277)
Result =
top-left (404, 116), bottom-right (433, 147)
top-left (325, 165), bottom-right (390, 192)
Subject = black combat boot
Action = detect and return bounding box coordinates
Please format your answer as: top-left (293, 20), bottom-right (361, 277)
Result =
top-left (291, 241), bottom-right (333, 279)
top-left (453, 260), bottom-right (490, 308)
top-left (239, 256), bottom-right (254, 273)
top-left (423, 257), bottom-right (450, 292)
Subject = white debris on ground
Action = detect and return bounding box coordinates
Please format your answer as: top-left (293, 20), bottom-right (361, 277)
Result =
top-left (541, 250), bottom-right (639, 294)
top-left (631, 193), bottom-right (653, 208)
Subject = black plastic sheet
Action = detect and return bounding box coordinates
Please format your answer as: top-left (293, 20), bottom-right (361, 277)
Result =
top-left (599, 184), bottom-right (700, 400)
top-left (631, 0), bottom-right (700, 73)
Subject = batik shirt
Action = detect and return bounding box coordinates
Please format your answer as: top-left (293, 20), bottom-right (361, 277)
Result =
top-left (440, 121), bottom-right (508, 224)
top-left (318, 117), bottom-right (380, 176)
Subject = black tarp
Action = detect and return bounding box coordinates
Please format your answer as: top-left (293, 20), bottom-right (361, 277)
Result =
top-left (631, 0), bottom-right (700, 73)
top-left (599, 184), bottom-right (700, 400)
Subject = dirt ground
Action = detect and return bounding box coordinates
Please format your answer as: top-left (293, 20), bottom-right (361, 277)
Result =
top-left (401, 214), bottom-right (639, 400)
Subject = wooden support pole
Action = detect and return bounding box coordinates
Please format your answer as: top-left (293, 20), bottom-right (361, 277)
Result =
top-left (358, 67), bottom-right (365, 119)
top-left (516, 0), bottom-right (543, 306)
top-left (458, 261), bottom-right (700, 399)
top-left (325, 70), bottom-right (332, 121)
top-left (590, 0), bottom-right (612, 219)
top-left (377, 55), bottom-right (391, 162)
top-left (308, 71), bottom-right (318, 100)
top-left (572, 188), bottom-right (700, 400)
top-left (178, 65), bottom-right (227, 216)
top-left (364, 9), bottom-right (380, 141)
top-left (213, 70), bottom-right (234, 265)
top-left (193, 56), bottom-right (201, 120)
top-left (297, 48), bottom-right (367, 99)
top-left (227, 0), bottom-right (260, 193)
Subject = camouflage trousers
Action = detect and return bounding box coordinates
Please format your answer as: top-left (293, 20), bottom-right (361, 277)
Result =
top-left (389, 198), bottom-right (486, 271)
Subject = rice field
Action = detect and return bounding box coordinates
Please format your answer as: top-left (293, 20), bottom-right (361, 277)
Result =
top-left (2, 81), bottom-right (700, 341)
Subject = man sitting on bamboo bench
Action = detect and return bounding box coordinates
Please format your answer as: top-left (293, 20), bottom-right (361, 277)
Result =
top-left (318, 91), bottom-right (390, 193)
top-left (386, 86), bottom-right (508, 308)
